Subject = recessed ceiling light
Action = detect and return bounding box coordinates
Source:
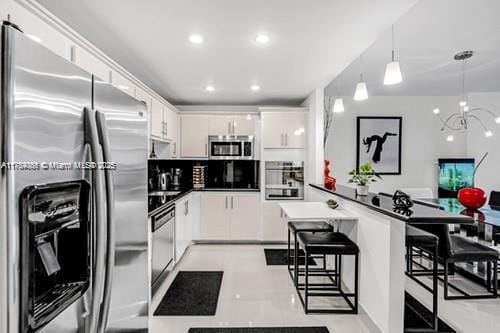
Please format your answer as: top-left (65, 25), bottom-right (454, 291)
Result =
top-left (250, 84), bottom-right (260, 91)
top-left (189, 34), bottom-right (204, 44)
top-left (255, 34), bottom-right (270, 44)
top-left (205, 85), bottom-right (215, 92)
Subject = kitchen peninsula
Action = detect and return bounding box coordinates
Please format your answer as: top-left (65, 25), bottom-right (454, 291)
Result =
top-left (308, 184), bottom-right (474, 333)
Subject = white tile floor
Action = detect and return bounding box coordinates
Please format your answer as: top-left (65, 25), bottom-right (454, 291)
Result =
top-left (150, 244), bottom-right (500, 333)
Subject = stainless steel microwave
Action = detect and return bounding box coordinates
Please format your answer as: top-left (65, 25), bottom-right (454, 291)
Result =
top-left (208, 135), bottom-right (254, 160)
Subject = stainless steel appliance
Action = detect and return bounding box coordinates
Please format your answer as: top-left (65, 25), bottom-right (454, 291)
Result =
top-left (151, 205), bottom-right (175, 292)
top-left (0, 23), bottom-right (148, 333)
top-left (265, 161), bottom-right (304, 200)
top-left (208, 135), bottom-right (254, 160)
top-left (172, 168), bottom-right (182, 189)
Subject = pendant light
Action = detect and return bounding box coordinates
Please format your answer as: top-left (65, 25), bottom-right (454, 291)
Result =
top-left (384, 25), bottom-right (403, 85)
top-left (354, 55), bottom-right (368, 101)
top-left (333, 78), bottom-right (345, 113)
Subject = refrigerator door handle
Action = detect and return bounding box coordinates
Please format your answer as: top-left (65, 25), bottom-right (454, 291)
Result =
top-left (95, 110), bottom-right (115, 332)
top-left (83, 107), bottom-right (107, 333)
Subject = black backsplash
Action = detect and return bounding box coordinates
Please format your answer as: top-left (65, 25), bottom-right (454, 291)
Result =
top-left (148, 159), bottom-right (260, 191)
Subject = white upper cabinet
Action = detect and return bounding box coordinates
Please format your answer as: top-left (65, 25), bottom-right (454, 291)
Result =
top-left (208, 116), bottom-right (233, 136)
top-left (110, 70), bottom-right (135, 97)
top-left (164, 105), bottom-right (179, 157)
top-left (284, 112), bottom-right (307, 148)
top-left (262, 111), bottom-right (307, 148)
top-left (71, 45), bottom-right (110, 82)
top-left (150, 98), bottom-right (164, 139)
top-left (262, 113), bottom-right (284, 148)
top-left (180, 115), bottom-right (209, 158)
top-left (8, 3), bottom-right (72, 60)
top-left (208, 115), bottom-right (256, 136)
top-left (232, 115), bottom-right (256, 136)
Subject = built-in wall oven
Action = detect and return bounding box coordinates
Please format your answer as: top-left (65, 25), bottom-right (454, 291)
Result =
top-left (265, 161), bottom-right (304, 200)
top-left (151, 204), bottom-right (175, 291)
top-left (208, 135), bottom-right (254, 160)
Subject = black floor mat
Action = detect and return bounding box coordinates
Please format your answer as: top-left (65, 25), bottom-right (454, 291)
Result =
top-left (405, 292), bottom-right (456, 332)
top-left (154, 271), bottom-right (223, 316)
top-left (188, 327), bottom-right (330, 333)
top-left (264, 249), bottom-right (317, 266)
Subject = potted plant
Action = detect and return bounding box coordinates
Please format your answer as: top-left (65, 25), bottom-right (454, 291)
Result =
top-left (348, 162), bottom-right (382, 196)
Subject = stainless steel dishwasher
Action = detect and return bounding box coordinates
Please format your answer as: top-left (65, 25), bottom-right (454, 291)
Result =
top-left (151, 204), bottom-right (175, 291)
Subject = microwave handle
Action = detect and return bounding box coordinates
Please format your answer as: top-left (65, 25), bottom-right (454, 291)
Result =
top-left (96, 110), bottom-right (115, 332)
top-left (83, 107), bottom-right (107, 333)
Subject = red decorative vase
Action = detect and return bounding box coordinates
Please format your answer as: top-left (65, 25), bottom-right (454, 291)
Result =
top-left (457, 187), bottom-right (487, 210)
top-left (323, 160), bottom-right (336, 190)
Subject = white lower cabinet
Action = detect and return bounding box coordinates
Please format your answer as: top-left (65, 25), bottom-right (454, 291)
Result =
top-left (262, 202), bottom-right (288, 241)
top-left (175, 192), bottom-right (200, 261)
top-left (200, 192), bottom-right (260, 240)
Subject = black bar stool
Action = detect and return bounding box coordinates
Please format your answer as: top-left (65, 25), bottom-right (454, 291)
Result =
top-left (287, 221), bottom-right (334, 287)
top-left (416, 224), bottom-right (499, 300)
top-left (295, 231), bottom-right (359, 314)
top-left (405, 225), bottom-right (439, 333)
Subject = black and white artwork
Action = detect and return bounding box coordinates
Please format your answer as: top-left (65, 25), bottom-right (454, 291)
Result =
top-left (356, 116), bottom-right (402, 175)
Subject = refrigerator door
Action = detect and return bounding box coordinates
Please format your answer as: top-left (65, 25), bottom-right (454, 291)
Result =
top-left (1, 24), bottom-right (93, 333)
top-left (93, 78), bottom-right (149, 332)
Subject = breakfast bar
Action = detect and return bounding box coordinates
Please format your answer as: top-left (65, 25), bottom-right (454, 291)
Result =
top-left (307, 184), bottom-right (474, 333)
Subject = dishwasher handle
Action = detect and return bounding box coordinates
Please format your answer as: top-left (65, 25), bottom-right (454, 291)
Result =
top-left (152, 206), bottom-right (175, 232)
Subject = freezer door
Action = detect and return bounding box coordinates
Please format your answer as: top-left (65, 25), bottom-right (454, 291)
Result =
top-left (93, 77), bottom-right (149, 332)
top-left (1, 24), bottom-right (92, 333)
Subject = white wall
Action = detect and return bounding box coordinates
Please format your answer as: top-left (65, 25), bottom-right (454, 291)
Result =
top-left (466, 93), bottom-right (500, 195)
top-left (302, 88), bottom-right (325, 199)
top-left (325, 96), bottom-right (467, 195)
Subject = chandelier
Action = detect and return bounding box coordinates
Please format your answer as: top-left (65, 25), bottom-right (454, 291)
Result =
top-left (433, 50), bottom-right (500, 141)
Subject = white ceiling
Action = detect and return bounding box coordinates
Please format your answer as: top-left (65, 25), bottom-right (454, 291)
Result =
top-left (36, 0), bottom-right (417, 105)
top-left (325, 0), bottom-right (500, 97)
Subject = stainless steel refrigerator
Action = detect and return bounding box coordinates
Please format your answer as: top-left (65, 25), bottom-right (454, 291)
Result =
top-left (0, 23), bottom-right (149, 332)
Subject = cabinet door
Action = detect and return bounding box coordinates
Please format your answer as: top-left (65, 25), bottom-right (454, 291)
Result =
top-left (175, 199), bottom-right (187, 261)
top-left (180, 115), bottom-right (209, 157)
top-left (232, 115), bottom-right (256, 136)
top-left (111, 70), bottom-right (135, 97)
top-left (200, 193), bottom-right (230, 240)
top-left (164, 106), bottom-right (178, 142)
top-left (284, 113), bottom-right (307, 148)
top-left (262, 202), bottom-right (287, 241)
top-left (208, 116), bottom-right (232, 135)
top-left (72, 45), bottom-right (110, 82)
top-left (150, 98), bottom-right (164, 139)
top-left (190, 193), bottom-right (201, 240)
top-left (229, 193), bottom-right (260, 240)
top-left (262, 113), bottom-right (284, 148)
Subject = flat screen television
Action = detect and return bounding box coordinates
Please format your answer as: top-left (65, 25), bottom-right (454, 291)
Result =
top-left (438, 158), bottom-right (475, 198)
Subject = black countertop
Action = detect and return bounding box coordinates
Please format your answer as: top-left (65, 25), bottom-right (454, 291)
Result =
top-left (417, 198), bottom-right (500, 228)
top-left (310, 184), bottom-right (473, 225)
top-left (148, 187), bottom-right (261, 217)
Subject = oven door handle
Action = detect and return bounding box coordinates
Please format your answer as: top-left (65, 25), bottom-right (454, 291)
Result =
top-left (96, 110), bottom-right (115, 332)
top-left (83, 107), bottom-right (107, 333)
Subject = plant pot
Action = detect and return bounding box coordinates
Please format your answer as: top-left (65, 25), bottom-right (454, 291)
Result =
top-left (457, 187), bottom-right (487, 210)
top-left (356, 185), bottom-right (369, 196)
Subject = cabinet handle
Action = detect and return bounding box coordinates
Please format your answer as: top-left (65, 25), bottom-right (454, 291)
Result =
top-left (228, 122), bottom-right (231, 135)
top-left (232, 121), bottom-right (235, 135)
top-left (285, 133), bottom-right (288, 146)
top-left (280, 209), bottom-right (283, 218)
top-left (173, 142), bottom-right (176, 155)
top-left (225, 196), bottom-right (228, 209)
top-left (231, 196), bottom-right (234, 209)
top-left (205, 143), bottom-right (208, 156)
top-left (165, 121), bottom-right (168, 137)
